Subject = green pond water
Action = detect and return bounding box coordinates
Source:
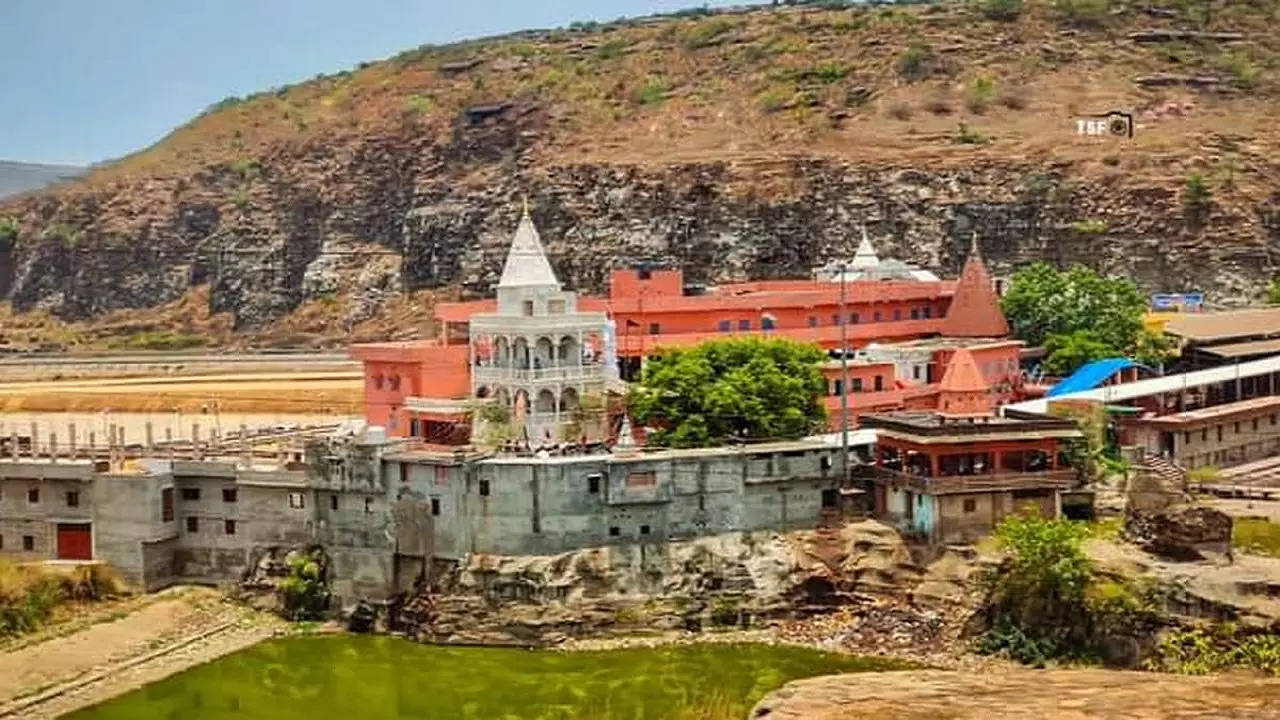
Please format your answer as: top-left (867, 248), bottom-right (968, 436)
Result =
top-left (63, 636), bottom-right (912, 720)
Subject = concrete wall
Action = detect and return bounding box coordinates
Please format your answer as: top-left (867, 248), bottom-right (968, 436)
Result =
top-left (0, 462), bottom-right (95, 561)
top-left (92, 472), bottom-right (176, 589)
top-left (1139, 409), bottom-right (1280, 470)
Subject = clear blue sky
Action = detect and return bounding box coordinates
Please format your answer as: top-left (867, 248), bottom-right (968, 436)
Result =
top-left (0, 0), bottom-right (737, 165)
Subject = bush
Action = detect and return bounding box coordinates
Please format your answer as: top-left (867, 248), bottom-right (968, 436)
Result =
top-left (114, 331), bottom-right (208, 351)
top-left (0, 562), bottom-right (125, 638)
top-left (1233, 518), bottom-right (1280, 558)
top-left (896, 41), bottom-right (935, 82)
top-left (1068, 218), bottom-right (1108, 235)
top-left (278, 549), bottom-right (329, 621)
top-left (966, 76), bottom-right (997, 113)
top-left (403, 93), bottom-right (434, 116)
top-left (977, 0), bottom-right (1024, 21)
top-left (595, 39), bottom-right (628, 60)
top-left (1147, 628), bottom-right (1280, 676)
top-left (1218, 52), bottom-right (1260, 90)
top-left (953, 122), bottom-right (989, 145)
top-left (1183, 172), bottom-right (1212, 216)
top-left (757, 86), bottom-right (794, 113)
top-left (678, 18), bottom-right (735, 50)
top-left (1054, 0), bottom-right (1113, 27)
top-left (886, 101), bottom-right (913, 120)
top-left (0, 217), bottom-right (17, 248)
top-left (1268, 278), bottom-right (1280, 305)
top-left (633, 77), bottom-right (670, 106)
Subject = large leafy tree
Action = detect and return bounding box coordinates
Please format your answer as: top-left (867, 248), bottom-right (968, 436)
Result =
top-left (1001, 263), bottom-right (1173, 373)
top-left (628, 338), bottom-right (827, 448)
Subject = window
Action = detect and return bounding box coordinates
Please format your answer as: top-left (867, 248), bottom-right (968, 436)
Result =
top-left (648, 323), bottom-right (660, 335)
top-left (162, 488), bottom-right (174, 522)
top-left (66, 491), bottom-right (79, 508)
top-left (963, 498), bottom-right (977, 513)
top-left (364, 497), bottom-right (373, 514)
top-left (225, 520), bottom-right (237, 535)
top-left (522, 300), bottom-right (534, 316)
top-left (330, 494), bottom-right (339, 511)
top-left (831, 314), bottom-right (841, 326)
top-left (1184, 432), bottom-right (1191, 445)
top-left (609, 526), bottom-right (620, 537)
top-left (627, 471), bottom-right (656, 488)
top-left (1201, 429), bottom-right (1208, 442)
top-left (22, 535), bottom-right (34, 551)
top-left (832, 379), bottom-right (843, 396)
top-left (374, 374), bottom-right (384, 390)
top-left (852, 378), bottom-right (863, 392)
top-left (923, 306), bottom-right (932, 319)
top-left (479, 479), bottom-right (491, 496)
top-left (893, 310), bottom-right (902, 321)
top-left (850, 312), bottom-right (859, 324)
top-left (222, 488), bottom-right (237, 503)
top-left (638, 268), bottom-right (651, 280)
top-left (640, 524), bottom-right (651, 535)
top-left (587, 473), bottom-right (601, 494)
top-left (27, 488), bottom-right (38, 504)
top-left (389, 375), bottom-right (401, 391)
top-left (288, 492), bottom-right (305, 509)
top-left (718, 320), bottom-right (730, 332)
top-left (430, 498), bottom-right (441, 516)
top-left (400, 464), bottom-right (410, 484)
top-left (808, 315), bottom-right (818, 328)
top-left (185, 517), bottom-right (198, 533)
top-left (0, 535), bottom-right (3, 549)
top-left (548, 299), bottom-right (565, 314)
top-left (1217, 426), bottom-right (1223, 442)
top-left (738, 319), bottom-right (751, 331)
top-left (1234, 422), bottom-right (1240, 433)
top-left (1253, 419), bottom-right (1259, 431)
top-left (912, 366), bottom-right (921, 381)
top-left (409, 419), bottom-right (420, 437)
top-left (761, 316), bottom-right (775, 330)
top-left (874, 375), bottom-right (883, 392)
top-left (910, 308), bottom-right (919, 320)
top-left (873, 311), bottom-right (882, 322)
top-left (181, 487), bottom-right (200, 501)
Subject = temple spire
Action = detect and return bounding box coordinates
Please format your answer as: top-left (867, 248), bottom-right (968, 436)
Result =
top-left (937, 347), bottom-right (993, 417)
top-left (497, 201), bottom-right (560, 289)
top-left (939, 233), bottom-right (1009, 338)
top-left (851, 227), bottom-right (880, 269)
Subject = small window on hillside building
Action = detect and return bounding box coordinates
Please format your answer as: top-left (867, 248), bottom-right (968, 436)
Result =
top-left (27, 488), bottom-right (38, 504)
top-left (718, 320), bottom-right (731, 332)
top-left (627, 471), bottom-right (656, 488)
top-left (587, 473), bottom-right (601, 494)
top-left (225, 520), bottom-right (237, 535)
top-left (738, 319), bottom-right (751, 331)
top-left (479, 479), bottom-right (491, 496)
top-left (548, 299), bottom-right (566, 314)
top-left (850, 312), bottom-right (859, 324)
top-left (874, 375), bottom-right (883, 392)
top-left (893, 309), bottom-right (902, 321)
top-left (609, 526), bottom-right (620, 537)
top-left (963, 498), bottom-right (977, 513)
top-left (222, 488), bottom-right (237, 503)
top-left (852, 378), bottom-right (863, 392)
top-left (911, 308), bottom-right (920, 320)
top-left (1184, 432), bottom-right (1191, 445)
top-left (649, 322), bottom-right (661, 335)
top-left (1202, 428), bottom-right (1208, 442)
top-left (522, 300), bottom-right (534, 316)
top-left (640, 524), bottom-right (651, 535)
top-left (409, 419), bottom-right (420, 437)
top-left (923, 306), bottom-right (932, 318)
top-left (288, 492), bottom-right (304, 509)
top-left (430, 498), bottom-right (441, 516)
top-left (181, 487), bottom-right (200, 501)
top-left (1253, 419), bottom-right (1259, 431)
top-left (22, 535), bottom-right (34, 551)
top-left (831, 314), bottom-right (841, 326)
top-left (364, 497), bottom-right (373, 514)
top-left (66, 490), bottom-right (79, 508)
top-left (162, 488), bottom-right (174, 522)
top-left (808, 315), bottom-right (818, 328)
top-left (1217, 426), bottom-right (1224, 442)
top-left (761, 316), bottom-right (775, 330)
top-left (185, 517), bottom-right (198, 533)
top-left (873, 311), bottom-right (882, 322)
top-left (330, 494), bottom-right (339, 511)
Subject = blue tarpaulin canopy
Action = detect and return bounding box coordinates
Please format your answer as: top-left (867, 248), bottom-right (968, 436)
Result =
top-left (1046, 358), bottom-right (1141, 397)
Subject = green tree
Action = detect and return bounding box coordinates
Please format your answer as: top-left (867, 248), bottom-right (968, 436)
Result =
top-left (1043, 330), bottom-right (1113, 375)
top-left (628, 338), bottom-right (827, 448)
top-left (0, 217), bottom-right (17, 249)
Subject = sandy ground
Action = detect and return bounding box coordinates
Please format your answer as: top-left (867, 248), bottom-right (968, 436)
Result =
top-left (0, 371), bottom-right (361, 415)
top-left (752, 669), bottom-right (1280, 719)
top-left (0, 587), bottom-right (284, 719)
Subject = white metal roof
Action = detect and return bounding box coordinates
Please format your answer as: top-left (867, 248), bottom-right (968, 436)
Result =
top-left (1006, 354), bottom-right (1280, 414)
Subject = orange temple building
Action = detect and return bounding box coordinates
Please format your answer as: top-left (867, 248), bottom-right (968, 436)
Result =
top-left (351, 209), bottom-right (1021, 443)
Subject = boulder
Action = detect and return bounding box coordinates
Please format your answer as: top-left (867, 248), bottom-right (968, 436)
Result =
top-left (1125, 505), bottom-right (1233, 561)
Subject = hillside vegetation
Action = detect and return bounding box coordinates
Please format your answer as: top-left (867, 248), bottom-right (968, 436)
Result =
top-left (2, 0), bottom-right (1279, 349)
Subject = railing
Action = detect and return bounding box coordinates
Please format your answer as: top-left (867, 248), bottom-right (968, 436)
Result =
top-left (864, 466), bottom-right (1075, 495)
top-left (472, 364), bottom-right (605, 383)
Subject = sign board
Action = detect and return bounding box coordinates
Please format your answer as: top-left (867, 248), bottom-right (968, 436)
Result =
top-left (1151, 293), bottom-right (1205, 312)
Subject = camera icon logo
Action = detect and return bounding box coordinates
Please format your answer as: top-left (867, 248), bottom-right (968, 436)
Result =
top-left (1076, 111), bottom-right (1134, 138)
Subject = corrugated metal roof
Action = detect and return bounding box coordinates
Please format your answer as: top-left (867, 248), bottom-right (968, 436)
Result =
top-left (1199, 337), bottom-right (1280, 358)
top-left (1046, 358), bottom-right (1138, 397)
top-left (1007, 354), bottom-right (1280, 414)
top-left (1162, 308), bottom-right (1280, 343)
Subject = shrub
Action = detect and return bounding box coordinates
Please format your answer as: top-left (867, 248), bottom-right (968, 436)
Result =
top-left (278, 549), bottom-right (329, 621)
top-left (1147, 627), bottom-right (1280, 676)
top-left (678, 18), bottom-right (735, 50)
top-left (966, 76), bottom-right (997, 113)
top-left (114, 331), bottom-right (208, 351)
top-left (595, 39), bottom-right (628, 60)
top-left (403, 93), bottom-right (434, 116)
top-left (710, 597), bottom-right (741, 626)
top-left (896, 41), bottom-right (935, 82)
top-left (0, 217), bottom-right (17, 248)
top-left (886, 101), bottom-right (913, 120)
top-left (1183, 172), bottom-right (1212, 216)
top-left (953, 122), bottom-right (989, 145)
top-left (1218, 52), bottom-right (1260, 90)
top-left (757, 86), bottom-right (794, 112)
top-left (1234, 518), bottom-right (1280, 558)
top-left (633, 77), bottom-right (670, 106)
top-left (1054, 0), bottom-right (1113, 27)
top-left (1069, 218), bottom-right (1108, 235)
top-left (978, 0), bottom-right (1024, 21)
top-left (1268, 278), bottom-right (1280, 306)
top-left (809, 62), bottom-right (848, 84)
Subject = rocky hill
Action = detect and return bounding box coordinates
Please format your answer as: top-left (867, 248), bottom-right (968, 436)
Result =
top-left (1, 0), bottom-right (1279, 349)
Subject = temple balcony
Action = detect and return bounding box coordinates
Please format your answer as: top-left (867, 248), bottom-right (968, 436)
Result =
top-left (861, 465), bottom-right (1075, 495)
top-left (472, 363), bottom-right (605, 384)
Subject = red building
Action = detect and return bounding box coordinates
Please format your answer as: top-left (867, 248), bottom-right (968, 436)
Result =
top-left (352, 212), bottom-right (1019, 441)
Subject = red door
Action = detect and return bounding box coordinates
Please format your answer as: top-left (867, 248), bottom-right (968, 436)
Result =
top-left (56, 523), bottom-right (92, 560)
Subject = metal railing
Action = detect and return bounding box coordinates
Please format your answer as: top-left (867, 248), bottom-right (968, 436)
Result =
top-left (472, 364), bottom-right (605, 383)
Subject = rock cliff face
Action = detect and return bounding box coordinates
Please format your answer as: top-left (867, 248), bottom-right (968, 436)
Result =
top-left (3, 2), bottom-right (1279, 339)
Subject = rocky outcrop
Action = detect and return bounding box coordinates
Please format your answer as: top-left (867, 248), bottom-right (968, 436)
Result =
top-left (1125, 505), bottom-right (1234, 561)
top-left (394, 521), bottom-right (984, 646)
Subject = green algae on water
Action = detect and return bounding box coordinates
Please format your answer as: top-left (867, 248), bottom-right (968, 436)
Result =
top-left (64, 636), bottom-right (915, 720)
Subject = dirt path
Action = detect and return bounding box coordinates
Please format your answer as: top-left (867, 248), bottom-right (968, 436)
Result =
top-left (0, 587), bottom-right (284, 719)
top-left (752, 669), bottom-right (1280, 719)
